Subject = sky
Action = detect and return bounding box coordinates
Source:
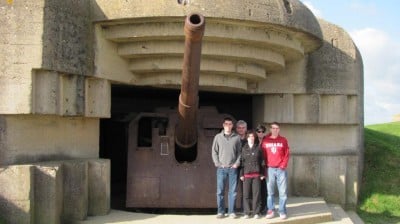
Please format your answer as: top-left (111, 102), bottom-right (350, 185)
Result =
top-left (300, 0), bottom-right (400, 125)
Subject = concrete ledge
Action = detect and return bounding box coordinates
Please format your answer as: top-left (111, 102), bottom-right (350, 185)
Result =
top-left (79, 197), bottom-right (333, 224)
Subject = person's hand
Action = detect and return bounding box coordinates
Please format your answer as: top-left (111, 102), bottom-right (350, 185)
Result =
top-left (260, 176), bottom-right (265, 180)
top-left (231, 164), bottom-right (238, 169)
top-left (240, 176), bottom-right (244, 181)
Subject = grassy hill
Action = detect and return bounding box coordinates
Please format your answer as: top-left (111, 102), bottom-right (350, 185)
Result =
top-left (358, 122), bottom-right (400, 224)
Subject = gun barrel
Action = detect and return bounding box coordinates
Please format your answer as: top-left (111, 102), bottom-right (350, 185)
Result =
top-left (175, 13), bottom-right (205, 149)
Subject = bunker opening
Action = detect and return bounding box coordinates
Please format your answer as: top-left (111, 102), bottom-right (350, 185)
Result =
top-left (99, 84), bottom-right (252, 212)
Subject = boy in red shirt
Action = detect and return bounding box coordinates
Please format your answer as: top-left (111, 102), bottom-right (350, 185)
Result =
top-left (261, 122), bottom-right (290, 219)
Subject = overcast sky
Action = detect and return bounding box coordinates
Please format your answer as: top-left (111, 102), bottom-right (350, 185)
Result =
top-left (300, 0), bottom-right (400, 125)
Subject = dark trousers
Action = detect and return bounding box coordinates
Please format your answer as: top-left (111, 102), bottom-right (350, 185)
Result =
top-left (242, 177), bottom-right (262, 215)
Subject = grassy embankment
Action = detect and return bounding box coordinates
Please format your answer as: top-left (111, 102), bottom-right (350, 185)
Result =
top-left (358, 122), bottom-right (400, 224)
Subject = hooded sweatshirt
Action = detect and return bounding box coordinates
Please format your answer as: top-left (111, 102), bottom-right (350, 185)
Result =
top-left (261, 134), bottom-right (290, 169)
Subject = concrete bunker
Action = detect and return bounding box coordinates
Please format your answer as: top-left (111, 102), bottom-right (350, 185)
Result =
top-left (0, 0), bottom-right (363, 222)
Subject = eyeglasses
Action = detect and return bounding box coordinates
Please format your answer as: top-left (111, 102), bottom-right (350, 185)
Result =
top-left (256, 131), bottom-right (263, 133)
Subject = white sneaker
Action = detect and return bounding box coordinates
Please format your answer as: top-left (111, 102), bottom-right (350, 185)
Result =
top-left (242, 215), bottom-right (250, 219)
top-left (265, 210), bottom-right (274, 219)
top-left (254, 214), bottom-right (260, 219)
top-left (279, 213), bottom-right (287, 219)
top-left (216, 213), bottom-right (224, 219)
top-left (229, 213), bottom-right (238, 219)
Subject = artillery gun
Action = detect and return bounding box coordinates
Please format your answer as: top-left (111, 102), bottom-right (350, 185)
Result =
top-left (126, 13), bottom-right (239, 209)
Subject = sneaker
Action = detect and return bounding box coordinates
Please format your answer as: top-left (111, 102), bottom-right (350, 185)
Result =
top-left (254, 214), bottom-right (260, 219)
top-left (265, 210), bottom-right (274, 219)
top-left (279, 213), bottom-right (287, 219)
top-left (242, 214), bottom-right (250, 219)
top-left (229, 213), bottom-right (238, 219)
top-left (216, 213), bottom-right (224, 219)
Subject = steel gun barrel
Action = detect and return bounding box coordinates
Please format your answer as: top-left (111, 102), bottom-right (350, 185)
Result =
top-left (175, 13), bottom-right (205, 149)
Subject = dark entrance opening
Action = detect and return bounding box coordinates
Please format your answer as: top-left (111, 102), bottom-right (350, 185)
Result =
top-left (99, 84), bottom-right (253, 211)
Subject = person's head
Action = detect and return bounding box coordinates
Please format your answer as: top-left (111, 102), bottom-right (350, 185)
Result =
top-left (246, 130), bottom-right (259, 145)
top-left (269, 121), bottom-right (280, 138)
top-left (255, 124), bottom-right (266, 139)
top-left (222, 117), bottom-right (234, 134)
top-left (235, 120), bottom-right (247, 137)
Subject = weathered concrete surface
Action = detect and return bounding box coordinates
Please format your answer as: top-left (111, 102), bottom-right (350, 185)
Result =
top-left (0, 165), bottom-right (34, 224)
top-left (88, 159), bottom-right (111, 216)
top-left (62, 160), bottom-right (89, 222)
top-left (0, 115), bottom-right (99, 166)
top-left (0, 160), bottom-right (110, 223)
top-left (0, 1), bottom-right (95, 115)
top-left (34, 163), bottom-right (63, 224)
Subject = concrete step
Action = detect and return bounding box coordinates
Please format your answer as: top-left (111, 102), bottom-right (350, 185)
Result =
top-left (79, 197), bottom-right (361, 224)
top-left (322, 204), bottom-right (364, 224)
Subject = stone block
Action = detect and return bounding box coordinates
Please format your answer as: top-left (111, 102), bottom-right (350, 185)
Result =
top-left (293, 94), bottom-right (319, 123)
top-left (263, 94), bottom-right (294, 122)
top-left (34, 163), bottom-right (63, 224)
top-left (85, 78), bottom-right (111, 118)
top-left (291, 156), bottom-right (320, 197)
top-left (88, 159), bottom-right (110, 216)
top-left (320, 156), bottom-right (347, 205)
top-left (61, 160), bottom-right (88, 222)
top-left (345, 156), bottom-right (360, 209)
top-left (0, 165), bottom-right (33, 224)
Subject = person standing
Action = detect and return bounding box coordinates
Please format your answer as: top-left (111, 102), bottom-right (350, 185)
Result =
top-left (239, 130), bottom-right (265, 219)
top-left (255, 124), bottom-right (266, 144)
top-left (255, 124), bottom-right (267, 214)
top-left (212, 117), bottom-right (242, 219)
top-left (261, 122), bottom-right (290, 220)
top-left (235, 120), bottom-right (248, 147)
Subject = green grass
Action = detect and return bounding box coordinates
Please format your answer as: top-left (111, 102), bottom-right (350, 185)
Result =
top-left (358, 122), bottom-right (400, 224)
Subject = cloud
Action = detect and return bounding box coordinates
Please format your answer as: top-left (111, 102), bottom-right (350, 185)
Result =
top-left (350, 28), bottom-right (400, 124)
top-left (349, 2), bottom-right (378, 16)
top-left (302, 1), bottom-right (322, 18)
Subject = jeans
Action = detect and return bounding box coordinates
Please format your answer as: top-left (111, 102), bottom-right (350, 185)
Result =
top-left (266, 167), bottom-right (288, 214)
top-left (216, 167), bottom-right (238, 214)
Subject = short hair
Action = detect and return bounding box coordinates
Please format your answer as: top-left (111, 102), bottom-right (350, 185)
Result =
top-left (269, 121), bottom-right (280, 127)
top-left (236, 120), bottom-right (247, 127)
top-left (255, 124), bottom-right (266, 133)
top-left (223, 117), bottom-right (233, 122)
